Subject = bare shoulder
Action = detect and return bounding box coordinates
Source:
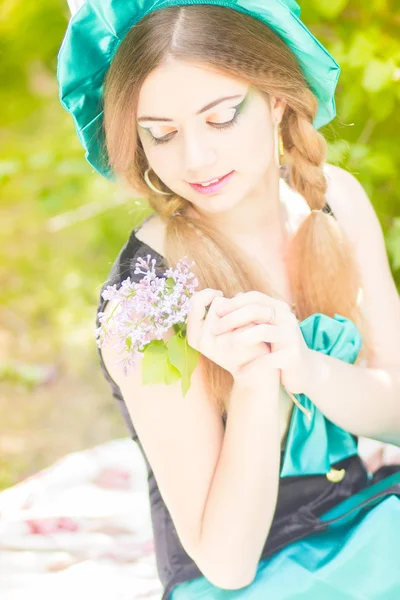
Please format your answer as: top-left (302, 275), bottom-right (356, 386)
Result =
top-left (323, 162), bottom-right (379, 245)
top-left (134, 213), bottom-right (167, 257)
top-left (324, 163), bottom-right (400, 370)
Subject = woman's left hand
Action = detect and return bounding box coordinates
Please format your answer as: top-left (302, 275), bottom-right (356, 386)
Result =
top-left (213, 291), bottom-right (311, 394)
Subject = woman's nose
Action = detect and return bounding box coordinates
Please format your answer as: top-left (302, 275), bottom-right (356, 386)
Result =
top-left (182, 133), bottom-right (218, 175)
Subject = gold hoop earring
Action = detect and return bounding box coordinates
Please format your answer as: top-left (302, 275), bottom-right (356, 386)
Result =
top-left (144, 167), bottom-right (171, 196)
top-left (274, 122), bottom-right (284, 168)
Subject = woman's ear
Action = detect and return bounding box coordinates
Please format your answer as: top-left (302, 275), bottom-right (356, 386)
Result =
top-left (270, 95), bottom-right (287, 124)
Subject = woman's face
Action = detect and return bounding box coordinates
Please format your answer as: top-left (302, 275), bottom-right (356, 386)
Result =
top-left (136, 58), bottom-right (282, 216)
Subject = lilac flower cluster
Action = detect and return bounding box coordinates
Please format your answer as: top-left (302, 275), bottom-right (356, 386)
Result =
top-left (95, 254), bottom-right (199, 374)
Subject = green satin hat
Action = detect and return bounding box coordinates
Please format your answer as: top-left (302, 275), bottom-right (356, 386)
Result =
top-left (57, 0), bottom-right (340, 180)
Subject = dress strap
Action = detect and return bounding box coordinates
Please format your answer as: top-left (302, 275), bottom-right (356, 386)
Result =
top-left (133, 213), bottom-right (155, 234)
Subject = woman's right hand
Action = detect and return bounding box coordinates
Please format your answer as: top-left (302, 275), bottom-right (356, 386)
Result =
top-left (186, 288), bottom-right (272, 380)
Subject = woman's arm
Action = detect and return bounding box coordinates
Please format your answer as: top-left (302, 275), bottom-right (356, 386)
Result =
top-left (302, 350), bottom-right (400, 446)
top-left (197, 364), bottom-right (282, 589)
top-left (100, 298), bottom-right (282, 590)
top-left (310, 165), bottom-right (400, 445)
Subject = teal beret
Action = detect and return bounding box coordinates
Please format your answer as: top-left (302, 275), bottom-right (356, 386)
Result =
top-left (57, 0), bottom-right (340, 180)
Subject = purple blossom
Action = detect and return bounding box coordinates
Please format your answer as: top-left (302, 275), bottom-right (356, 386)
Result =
top-left (95, 255), bottom-right (199, 375)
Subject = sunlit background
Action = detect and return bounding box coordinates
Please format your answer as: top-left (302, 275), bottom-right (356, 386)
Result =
top-left (1, 0), bottom-right (399, 491)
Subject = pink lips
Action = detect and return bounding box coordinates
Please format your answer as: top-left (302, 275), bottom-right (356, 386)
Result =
top-left (189, 171), bottom-right (235, 195)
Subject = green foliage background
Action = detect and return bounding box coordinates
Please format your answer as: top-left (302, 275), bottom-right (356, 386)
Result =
top-left (0, 0), bottom-right (399, 490)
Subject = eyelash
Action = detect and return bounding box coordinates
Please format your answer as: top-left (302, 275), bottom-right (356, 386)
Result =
top-left (149, 111), bottom-right (241, 146)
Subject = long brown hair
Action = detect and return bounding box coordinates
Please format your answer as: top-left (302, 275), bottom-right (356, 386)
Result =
top-left (103, 5), bottom-right (370, 415)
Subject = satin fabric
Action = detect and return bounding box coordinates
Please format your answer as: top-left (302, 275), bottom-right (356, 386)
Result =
top-left (171, 495), bottom-right (400, 599)
top-left (57, 0), bottom-right (340, 179)
top-left (281, 313), bottom-right (361, 478)
top-left (170, 313), bottom-right (400, 599)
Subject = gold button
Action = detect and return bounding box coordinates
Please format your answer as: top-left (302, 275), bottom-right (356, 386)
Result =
top-left (326, 468), bottom-right (346, 483)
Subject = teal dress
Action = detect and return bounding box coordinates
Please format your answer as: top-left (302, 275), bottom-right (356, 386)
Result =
top-left (171, 313), bottom-right (400, 599)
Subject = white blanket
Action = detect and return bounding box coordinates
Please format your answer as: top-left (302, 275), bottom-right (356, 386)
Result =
top-left (1, 436), bottom-right (399, 599)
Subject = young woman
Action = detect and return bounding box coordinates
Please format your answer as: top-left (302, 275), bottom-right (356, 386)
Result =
top-left (58, 1), bottom-right (400, 598)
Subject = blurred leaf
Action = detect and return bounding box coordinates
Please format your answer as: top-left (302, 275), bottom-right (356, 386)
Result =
top-left (0, 361), bottom-right (55, 390)
top-left (348, 143), bottom-right (370, 163)
top-left (338, 86), bottom-right (364, 121)
top-left (362, 59), bottom-right (395, 93)
top-left (363, 152), bottom-right (397, 178)
top-left (371, 0), bottom-right (390, 11)
top-left (368, 90), bottom-right (395, 122)
top-left (310, 0), bottom-right (349, 19)
top-left (327, 139), bottom-right (350, 164)
top-left (347, 33), bottom-right (376, 68)
top-left (0, 159), bottom-right (21, 179)
top-left (387, 219), bottom-right (400, 271)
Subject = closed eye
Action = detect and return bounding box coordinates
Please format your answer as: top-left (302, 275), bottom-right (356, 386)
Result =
top-left (148, 110), bottom-right (241, 146)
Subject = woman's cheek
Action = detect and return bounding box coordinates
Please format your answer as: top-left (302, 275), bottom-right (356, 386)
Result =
top-left (153, 153), bottom-right (178, 183)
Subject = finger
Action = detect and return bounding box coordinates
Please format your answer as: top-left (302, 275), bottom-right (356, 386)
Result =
top-left (200, 295), bottom-right (228, 347)
top-left (215, 303), bottom-right (297, 335)
top-left (216, 291), bottom-right (291, 317)
top-left (258, 348), bottom-right (293, 370)
top-left (213, 305), bottom-right (278, 335)
top-left (190, 295), bottom-right (226, 353)
top-left (235, 352), bottom-right (275, 379)
top-left (186, 289), bottom-right (223, 347)
top-left (239, 323), bottom-right (290, 345)
top-left (187, 288), bottom-right (223, 320)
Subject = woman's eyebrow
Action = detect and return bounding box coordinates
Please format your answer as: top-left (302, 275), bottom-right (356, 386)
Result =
top-left (137, 94), bottom-right (245, 123)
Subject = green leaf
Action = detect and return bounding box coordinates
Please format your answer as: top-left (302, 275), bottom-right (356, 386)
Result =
top-left (142, 340), bottom-right (181, 386)
top-left (165, 277), bottom-right (175, 294)
top-left (167, 333), bottom-right (200, 397)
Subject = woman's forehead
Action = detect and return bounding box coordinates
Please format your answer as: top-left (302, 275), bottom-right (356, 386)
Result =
top-left (137, 59), bottom-right (249, 119)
